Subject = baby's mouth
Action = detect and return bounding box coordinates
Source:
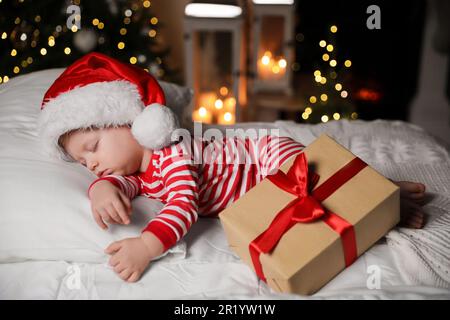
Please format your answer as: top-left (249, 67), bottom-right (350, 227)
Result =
top-left (100, 169), bottom-right (113, 177)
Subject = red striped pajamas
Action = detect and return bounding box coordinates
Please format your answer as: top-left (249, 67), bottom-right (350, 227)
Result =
top-left (89, 135), bottom-right (305, 252)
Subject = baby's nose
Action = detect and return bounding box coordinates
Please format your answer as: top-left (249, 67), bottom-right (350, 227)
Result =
top-left (88, 161), bottom-right (98, 171)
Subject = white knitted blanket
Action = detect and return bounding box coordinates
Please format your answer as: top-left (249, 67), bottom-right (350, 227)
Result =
top-left (275, 119), bottom-right (450, 289)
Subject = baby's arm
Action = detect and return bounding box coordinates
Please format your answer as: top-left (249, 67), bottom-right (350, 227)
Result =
top-left (88, 175), bottom-right (166, 282)
top-left (104, 147), bottom-right (199, 282)
top-left (88, 175), bottom-right (141, 200)
top-left (143, 148), bottom-right (199, 253)
top-left (88, 175), bottom-right (141, 229)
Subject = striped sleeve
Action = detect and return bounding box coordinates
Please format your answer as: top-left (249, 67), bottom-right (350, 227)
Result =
top-left (257, 135), bottom-right (305, 176)
top-left (87, 175), bottom-right (142, 200)
top-left (143, 144), bottom-right (199, 252)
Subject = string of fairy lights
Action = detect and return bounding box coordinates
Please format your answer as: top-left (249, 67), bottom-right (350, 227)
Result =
top-left (0, 0), bottom-right (162, 85)
top-left (301, 25), bottom-right (358, 123)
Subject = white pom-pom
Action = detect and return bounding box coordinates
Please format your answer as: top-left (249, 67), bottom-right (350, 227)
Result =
top-left (131, 103), bottom-right (179, 150)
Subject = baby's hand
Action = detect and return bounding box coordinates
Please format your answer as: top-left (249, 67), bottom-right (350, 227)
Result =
top-left (105, 232), bottom-right (165, 282)
top-left (89, 180), bottom-right (132, 229)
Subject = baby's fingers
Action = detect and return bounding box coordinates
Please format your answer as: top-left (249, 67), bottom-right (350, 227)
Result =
top-left (127, 271), bottom-right (141, 283)
top-left (105, 241), bottom-right (122, 254)
top-left (118, 192), bottom-right (132, 216)
top-left (119, 269), bottom-right (133, 281)
top-left (108, 254), bottom-right (119, 267)
top-left (93, 209), bottom-right (108, 230)
top-left (112, 199), bottom-right (130, 225)
top-left (97, 207), bottom-right (114, 225)
top-left (107, 204), bottom-right (124, 224)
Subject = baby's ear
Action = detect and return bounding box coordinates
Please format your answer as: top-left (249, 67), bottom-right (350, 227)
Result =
top-left (58, 146), bottom-right (75, 163)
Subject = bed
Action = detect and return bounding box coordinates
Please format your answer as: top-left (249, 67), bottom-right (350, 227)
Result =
top-left (0, 69), bottom-right (449, 300)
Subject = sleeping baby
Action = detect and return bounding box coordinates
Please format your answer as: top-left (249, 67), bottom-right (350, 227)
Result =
top-left (38, 53), bottom-right (427, 283)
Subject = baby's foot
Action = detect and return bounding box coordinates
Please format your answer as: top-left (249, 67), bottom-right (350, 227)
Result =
top-left (391, 180), bottom-right (427, 229)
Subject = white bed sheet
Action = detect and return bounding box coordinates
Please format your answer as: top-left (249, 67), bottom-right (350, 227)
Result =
top-left (1, 70), bottom-right (450, 300)
top-left (1, 218), bottom-right (449, 300)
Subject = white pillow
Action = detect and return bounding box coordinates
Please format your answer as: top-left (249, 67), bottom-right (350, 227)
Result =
top-left (0, 69), bottom-right (186, 263)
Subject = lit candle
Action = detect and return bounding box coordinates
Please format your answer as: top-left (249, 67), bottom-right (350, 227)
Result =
top-left (197, 90), bottom-right (236, 124)
top-left (193, 106), bottom-right (212, 123)
top-left (257, 50), bottom-right (287, 80)
top-left (214, 98), bottom-right (223, 110)
top-left (224, 97), bottom-right (236, 113)
top-left (217, 110), bottom-right (235, 125)
top-left (198, 92), bottom-right (217, 111)
top-left (219, 86), bottom-right (229, 96)
top-left (258, 51), bottom-right (273, 79)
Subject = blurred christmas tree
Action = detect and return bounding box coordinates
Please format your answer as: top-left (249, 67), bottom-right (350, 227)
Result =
top-left (0, 0), bottom-right (179, 85)
top-left (300, 25), bottom-right (357, 123)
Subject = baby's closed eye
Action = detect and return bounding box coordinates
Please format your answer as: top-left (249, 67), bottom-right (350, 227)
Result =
top-left (89, 140), bottom-right (99, 152)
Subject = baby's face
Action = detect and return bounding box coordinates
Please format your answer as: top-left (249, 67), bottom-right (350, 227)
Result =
top-left (64, 126), bottom-right (144, 177)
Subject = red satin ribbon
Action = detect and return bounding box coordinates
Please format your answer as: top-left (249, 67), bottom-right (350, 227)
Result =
top-left (249, 152), bottom-right (367, 282)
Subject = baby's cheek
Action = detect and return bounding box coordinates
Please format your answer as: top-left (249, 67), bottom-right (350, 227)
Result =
top-left (121, 154), bottom-right (141, 174)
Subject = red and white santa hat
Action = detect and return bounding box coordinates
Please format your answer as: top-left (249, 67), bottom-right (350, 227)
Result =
top-left (38, 52), bottom-right (179, 160)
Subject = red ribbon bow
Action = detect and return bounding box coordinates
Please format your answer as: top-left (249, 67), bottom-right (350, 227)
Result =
top-left (249, 152), bottom-right (367, 282)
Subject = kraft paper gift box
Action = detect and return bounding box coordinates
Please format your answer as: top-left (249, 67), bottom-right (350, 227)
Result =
top-left (218, 134), bottom-right (400, 295)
